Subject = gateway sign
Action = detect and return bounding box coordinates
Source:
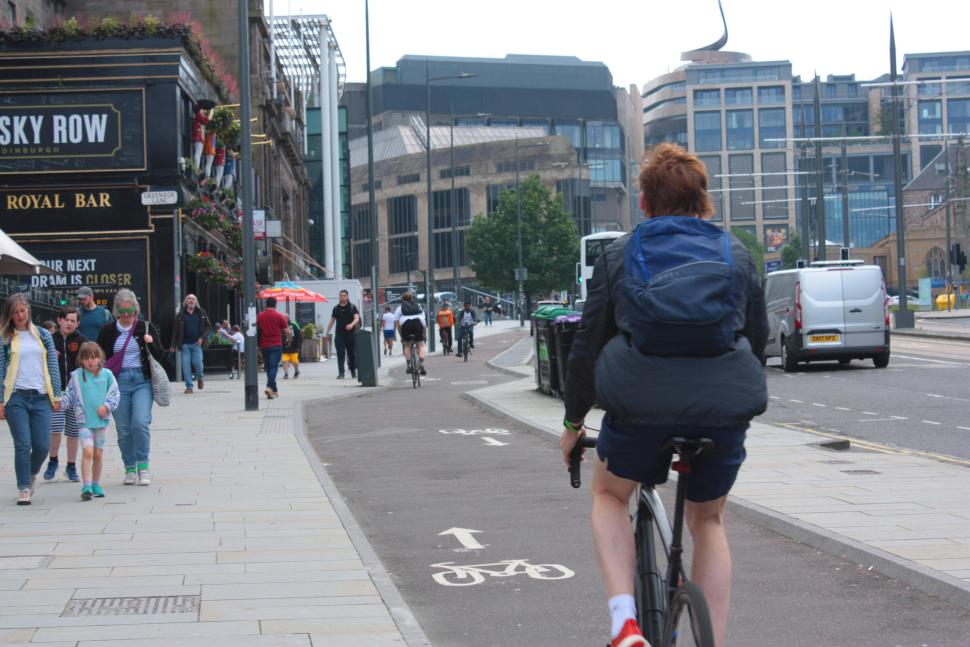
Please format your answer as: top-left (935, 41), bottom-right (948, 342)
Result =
top-left (0, 88), bottom-right (145, 174)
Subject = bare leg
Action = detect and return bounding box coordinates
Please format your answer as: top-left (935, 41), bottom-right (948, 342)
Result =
top-left (92, 448), bottom-right (104, 484)
top-left (686, 497), bottom-right (731, 647)
top-left (417, 341), bottom-right (426, 360)
top-left (402, 342), bottom-right (412, 362)
top-left (590, 458), bottom-right (638, 597)
top-left (81, 446), bottom-right (94, 483)
top-left (48, 432), bottom-right (62, 459)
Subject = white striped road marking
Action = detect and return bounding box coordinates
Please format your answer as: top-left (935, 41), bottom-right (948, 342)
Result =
top-left (835, 407), bottom-right (851, 411)
top-left (769, 396), bottom-right (780, 400)
top-left (921, 420), bottom-right (941, 425)
top-left (862, 411), bottom-right (878, 416)
top-left (890, 415), bottom-right (908, 420)
top-left (789, 399), bottom-right (804, 404)
top-left (894, 354), bottom-right (970, 367)
top-left (451, 380), bottom-right (489, 385)
top-left (958, 426), bottom-right (970, 431)
top-left (858, 418), bottom-right (900, 423)
top-left (811, 403), bottom-right (826, 408)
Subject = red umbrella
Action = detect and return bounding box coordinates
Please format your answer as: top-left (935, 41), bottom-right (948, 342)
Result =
top-left (257, 282), bottom-right (327, 302)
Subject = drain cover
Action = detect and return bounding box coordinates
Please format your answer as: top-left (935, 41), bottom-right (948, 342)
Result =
top-left (62, 595), bottom-right (199, 617)
top-left (841, 469), bottom-right (881, 475)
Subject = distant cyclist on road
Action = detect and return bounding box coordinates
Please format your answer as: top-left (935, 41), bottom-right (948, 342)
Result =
top-left (394, 293), bottom-right (427, 375)
top-left (436, 301), bottom-right (455, 353)
top-left (560, 143), bottom-right (768, 647)
top-left (455, 302), bottom-right (477, 358)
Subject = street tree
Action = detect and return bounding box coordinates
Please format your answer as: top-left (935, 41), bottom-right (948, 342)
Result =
top-left (781, 234), bottom-right (802, 269)
top-left (466, 174), bottom-right (579, 298)
top-left (731, 226), bottom-right (766, 279)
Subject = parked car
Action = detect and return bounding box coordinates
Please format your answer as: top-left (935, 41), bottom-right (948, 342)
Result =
top-left (763, 260), bottom-right (890, 371)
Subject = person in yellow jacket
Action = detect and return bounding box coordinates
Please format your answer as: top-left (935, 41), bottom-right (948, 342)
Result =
top-left (0, 294), bottom-right (62, 506)
top-left (436, 302), bottom-right (455, 354)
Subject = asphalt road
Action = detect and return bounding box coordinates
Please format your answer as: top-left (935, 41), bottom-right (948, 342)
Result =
top-left (305, 331), bottom-right (970, 646)
top-left (761, 335), bottom-right (970, 460)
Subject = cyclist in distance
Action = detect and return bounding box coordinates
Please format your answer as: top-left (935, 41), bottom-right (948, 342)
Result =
top-left (560, 143), bottom-right (768, 647)
top-left (394, 292), bottom-right (427, 375)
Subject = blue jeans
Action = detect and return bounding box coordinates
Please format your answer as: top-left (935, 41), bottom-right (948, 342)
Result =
top-left (5, 390), bottom-right (52, 489)
top-left (115, 368), bottom-right (153, 469)
top-left (484, 311), bottom-right (492, 326)
top-left (262, 346), bottom-right (282, 392)
top-left (181, 343), bottom-right (204, 388)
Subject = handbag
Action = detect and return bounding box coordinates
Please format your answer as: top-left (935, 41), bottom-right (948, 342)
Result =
top-left (103, 323), bottom-right (134, 377)
top-left (148, 352), bottom-right (171, 407)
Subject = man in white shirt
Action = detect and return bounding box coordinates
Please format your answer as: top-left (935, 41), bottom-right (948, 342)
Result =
top-left (381, 306), bottom-right (397, 356)
top-left (393, 293), bottom-right (427, 375)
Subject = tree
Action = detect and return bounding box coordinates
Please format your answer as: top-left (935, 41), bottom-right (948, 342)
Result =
top-left (466, 174), bottom-right (580, 297)
top-left (781, 234), bottom-right (802, 269)
top-left (731, 227), bottom-right (766, 279)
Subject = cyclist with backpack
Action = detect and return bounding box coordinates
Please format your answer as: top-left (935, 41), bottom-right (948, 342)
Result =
top-left (560, 143), bottom-right (768, 647)
top-left (393, 292), bottom-right (427, 376)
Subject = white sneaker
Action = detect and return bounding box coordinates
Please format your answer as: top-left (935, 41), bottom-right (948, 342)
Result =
top-left (137, 469), bottom-right (152, 486)
top-left (16, 489), bottom-right (31, 506)
top-left (123, 471), bottom-right (137, 485)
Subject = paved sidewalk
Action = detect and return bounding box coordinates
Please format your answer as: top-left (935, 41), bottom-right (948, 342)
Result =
top-left (0, 320), bottom-right (522, 646)
top-left (467, 334), bottom-right (970, 609)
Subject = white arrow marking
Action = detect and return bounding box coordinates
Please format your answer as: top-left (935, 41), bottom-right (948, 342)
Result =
top-left (438, 527), bottom-right (485, 550)
top-left (482, 437), bottom-right (509, 447)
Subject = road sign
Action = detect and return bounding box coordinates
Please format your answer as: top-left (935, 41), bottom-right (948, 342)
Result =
top-left (140, 190), bottom-right (178, 206)
top-left (253, 209), bottom-right (266, 240)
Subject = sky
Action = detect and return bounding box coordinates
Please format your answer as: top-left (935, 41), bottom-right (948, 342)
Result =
top-left (273, 0), bottom-right (970, 91)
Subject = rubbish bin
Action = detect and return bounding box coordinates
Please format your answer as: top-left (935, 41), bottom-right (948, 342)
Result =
top-left (354, 328), bottom-right (378, 387)
top-left (532, 306), bottom-right (578, 397)
top-left (553, 314), bottom-right (582, 401)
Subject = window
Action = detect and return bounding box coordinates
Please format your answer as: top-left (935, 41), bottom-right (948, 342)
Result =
top-left (693, 111), bottom-right (721, 152)
top-left (352, 242), bottom-right (371, 278)
top-left (758, 108), bottom-right (786, 148)
top-left (761, 153), bottom-right (788, 219)
top-left (726, 110), bottom-right (754, 150)
top-left (387, 195), bottom-right (417, 235)
top-left (397, 173), bottom-right (420, 185)
top-left (495, 160), bottom-right (535, 174)
top-left (589, 159), bottom-right (623, 185)
top-left (554, 122), bottom-right (583, 148)
top-left (7, 1), bottom-right (14, 24)
top-left (926, 247), bottom-right (946, 279)
top-left (918, 100), bottom-right (942, 135)
top-left (486, 184), bottom-right (513, 215)
top-left (440, 166), bottom-right (470, 179)
top-left (587, 122), bottom-right (623, 149)
top-left (433, 231), bottom-right (467, 269)
top-left (847, 83), bottom-right (859, 98)
top-left (824, 84), bottom-right (837, 98)
top-left (947, 98), bottom-right (970, 135)
top-left (725, 88), bottom-right (752, 105)
top-left (389, 236), bottom-right (418, 274)
top-left (351, 204), bottom-right (371, 241)
top-left (695, 67), bottom-right (781, 84)
top-left (699, 156), bottom-right (723, 220)
top-left (728, 154), bottom-right (755, 220)
top-left (758, 86), bottom-right (785, 105)
top-left (360, 180), bottom-right (382, 192)
top-left (432, 188), bottom-right (470, 230)
top-left (694, 89), bottom-right (720, 107)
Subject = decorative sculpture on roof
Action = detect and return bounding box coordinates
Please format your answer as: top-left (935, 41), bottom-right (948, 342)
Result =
top-left (684, 0), bottom-right (728, 54)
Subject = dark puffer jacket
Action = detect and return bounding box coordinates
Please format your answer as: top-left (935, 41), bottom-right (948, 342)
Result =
top-left (564, 222), bottom-right (769, 428)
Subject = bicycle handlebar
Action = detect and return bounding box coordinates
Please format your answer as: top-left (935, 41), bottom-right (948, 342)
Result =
top-left (568, 436), bottom-right (598, 488)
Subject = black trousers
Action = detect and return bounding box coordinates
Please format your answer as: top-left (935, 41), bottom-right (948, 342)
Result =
top-left (440, 326), bottom-right (453, 350)
top-left (334, 331), bottom-right (357, 374)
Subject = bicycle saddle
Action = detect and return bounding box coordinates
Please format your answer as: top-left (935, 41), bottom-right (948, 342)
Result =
top-left (662, 436), bottom-right (717, 457)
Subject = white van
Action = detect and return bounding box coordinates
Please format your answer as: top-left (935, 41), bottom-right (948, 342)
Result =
top-left (763, 261), bottom-right (890, 372)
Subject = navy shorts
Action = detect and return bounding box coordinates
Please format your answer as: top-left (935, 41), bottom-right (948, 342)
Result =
top-left (383, 329), bottom-right (395, 341)
top-left (595, 415), bottom-right (747, 502)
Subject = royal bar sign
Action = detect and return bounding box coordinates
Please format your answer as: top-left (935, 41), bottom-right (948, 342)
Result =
top-left (0, 88), bottom-right (146, 174)
top-left (0, 186), bottom-right (150, 235)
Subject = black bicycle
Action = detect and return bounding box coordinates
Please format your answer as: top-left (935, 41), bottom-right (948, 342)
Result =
top-left (456, 322), bottom-right (477, 362)
top-left (569, 435), bottom-right (715, 647)
top-left (404, 335), bottom-right (421, 388)
top-left (441, 328), bottom-right (453, 356)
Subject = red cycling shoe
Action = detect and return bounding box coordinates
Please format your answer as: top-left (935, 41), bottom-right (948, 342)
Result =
top-left (610, 619), bottom-right (649, 647)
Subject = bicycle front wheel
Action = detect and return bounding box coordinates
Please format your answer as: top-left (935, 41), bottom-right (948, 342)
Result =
top-left (663, 581), bottom-right (714, 647)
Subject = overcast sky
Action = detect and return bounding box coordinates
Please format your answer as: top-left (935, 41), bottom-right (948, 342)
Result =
top-left (277, 0), bottom-right (970, 91)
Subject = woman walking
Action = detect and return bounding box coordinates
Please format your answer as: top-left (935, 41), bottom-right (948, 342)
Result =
top-left (96, 289), bottom-right (164, 486)
top-left (0, 294), bottom-right (62, 505)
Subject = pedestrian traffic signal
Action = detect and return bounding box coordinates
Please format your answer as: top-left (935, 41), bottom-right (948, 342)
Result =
top-left (951, 244), bottom-right (966, 274)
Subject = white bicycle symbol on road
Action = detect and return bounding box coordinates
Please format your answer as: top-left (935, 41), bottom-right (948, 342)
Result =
top-left (438, 428), bottom-right (510, 436)
top-left (430, 559), bottom-right (575, 586)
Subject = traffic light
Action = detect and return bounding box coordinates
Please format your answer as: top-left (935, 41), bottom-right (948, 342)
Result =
top-left (951, 244), bottom-right (966, 274)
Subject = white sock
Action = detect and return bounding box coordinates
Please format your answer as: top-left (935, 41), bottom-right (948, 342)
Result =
top-left (608, 594), bottom-right (636, 638)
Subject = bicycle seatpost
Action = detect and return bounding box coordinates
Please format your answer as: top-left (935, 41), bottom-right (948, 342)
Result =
top-left (568, 436), bottom-right (598, 488)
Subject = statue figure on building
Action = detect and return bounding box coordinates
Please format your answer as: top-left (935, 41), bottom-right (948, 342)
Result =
top-left (213, 142), bottom-right (226, 185)
top-left (191, 102), bottom-right (214, 171)
top-left (203, 130), bottom-right (217, 178)
top-left (223, 149), bottom-right (238, 190)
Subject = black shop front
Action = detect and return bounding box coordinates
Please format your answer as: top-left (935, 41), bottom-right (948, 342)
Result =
top-left (0, 35), bottom-right (238, 346)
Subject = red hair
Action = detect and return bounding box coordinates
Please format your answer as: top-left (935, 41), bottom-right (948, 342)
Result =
top-left (638, 143), bottom-right (714, 219)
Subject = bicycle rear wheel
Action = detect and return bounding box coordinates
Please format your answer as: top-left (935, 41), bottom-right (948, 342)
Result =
top-left (634, 494), bottom-right (666, 644)
top-left (410, 346), bottom-right (419, 388)
top-left (663, 581), bottom-right (714, 647)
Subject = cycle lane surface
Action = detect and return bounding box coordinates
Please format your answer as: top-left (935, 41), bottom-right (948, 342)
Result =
top-left (304, 330), bottom-right (970, 646)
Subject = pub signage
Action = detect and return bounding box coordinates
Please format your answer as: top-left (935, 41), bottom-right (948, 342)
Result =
top-left (0, 186), bottom-right (151, 235)
top-left (0, 88), bottom-right (146, 174)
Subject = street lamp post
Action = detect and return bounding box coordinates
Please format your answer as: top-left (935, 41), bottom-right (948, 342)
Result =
top-left (238, 0), bottom-right (258, 410)
top-left (425, 66), bottom-right (476, 351)
top-left (515, 134), bottom-right (525, 326)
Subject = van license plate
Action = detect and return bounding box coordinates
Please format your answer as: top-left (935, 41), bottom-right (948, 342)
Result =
top-left (810, 335), bottom-right (840, 343)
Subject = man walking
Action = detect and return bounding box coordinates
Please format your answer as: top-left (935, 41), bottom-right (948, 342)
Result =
top-left (256, 297), bottom-right (289, 399)
top-left (483, 296), bottom-right (494, 326)
top-left (170, 294), bottom-right (211, 394)
top-left (325, 290), bottom-right (360, 379)
top-left (381, 306), bottom-right (397, 355)
top-left (44, 306), bottom-right (87, 482)
top-left (76, 286), bottom-right (112, 342)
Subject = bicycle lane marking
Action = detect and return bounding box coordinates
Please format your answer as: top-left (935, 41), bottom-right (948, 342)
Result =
top-left (439, 427), bottom-right (511, 447)
top-left (430, 559), bottom-right (576, 587)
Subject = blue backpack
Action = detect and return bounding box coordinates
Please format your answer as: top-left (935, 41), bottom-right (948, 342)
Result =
top-left (619, 216), bottom-right (744, 357)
